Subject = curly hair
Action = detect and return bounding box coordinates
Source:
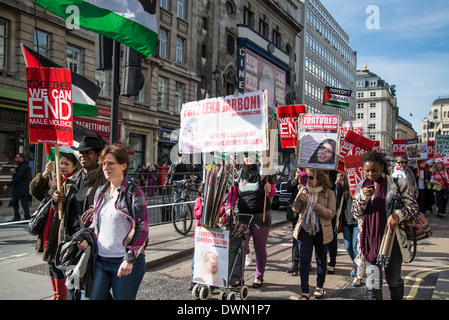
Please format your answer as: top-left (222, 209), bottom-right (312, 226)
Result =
top-left (360, 150), bottom-right (390, 176)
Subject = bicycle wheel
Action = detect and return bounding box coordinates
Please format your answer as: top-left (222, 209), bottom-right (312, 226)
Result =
top-left (171, 197), bottom-right (193, 236)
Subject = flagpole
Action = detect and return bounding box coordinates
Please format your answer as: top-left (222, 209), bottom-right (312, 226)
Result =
top-left (110, 40), bottom-right (120, 143)
top-left (54, 144), bottom-right (63, 220)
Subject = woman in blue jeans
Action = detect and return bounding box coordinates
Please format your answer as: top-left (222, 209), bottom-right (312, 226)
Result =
top-left (77, 144), bottom-right (149, 300)
top-left (291, 168), bottom-right (336, 300)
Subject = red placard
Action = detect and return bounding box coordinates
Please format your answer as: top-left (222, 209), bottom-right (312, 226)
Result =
top-left (277, 104), bottom-right (306, 148)
top-left (27, 67), bottom-right (73, 146)
top-left (338, 130), bottom-right (375, 172)
top-left (393, 139), bottom-right (406, 157)
top-left (344, 155), bottom-right (366, 197)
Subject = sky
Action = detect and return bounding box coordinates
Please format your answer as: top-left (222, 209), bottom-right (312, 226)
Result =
top-left (320, 0), bottom-right (449, 135)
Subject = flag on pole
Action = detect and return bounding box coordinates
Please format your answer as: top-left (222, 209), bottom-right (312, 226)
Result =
top-left (34, 0), bottom-right (158, 58)
top-left (21, 44), bottom-right (100, 117)
top-left (322, 86), bottom-right (352, 109)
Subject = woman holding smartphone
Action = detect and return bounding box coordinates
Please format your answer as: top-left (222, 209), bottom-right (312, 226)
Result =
top-left (352, 151), bottom-right (418, 300)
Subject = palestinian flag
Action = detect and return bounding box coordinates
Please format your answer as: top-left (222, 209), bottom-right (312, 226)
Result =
top-left (34, 0), bottom-right (158, 58)
top-left (322, 86), bottom-right (352, 109)
top-left (21, 44), bottom-right (99, 117)
top-left (45, 144), bottom-right (77, 161)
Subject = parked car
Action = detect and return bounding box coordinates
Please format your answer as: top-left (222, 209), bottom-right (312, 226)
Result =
top-left (271, 157), bottom-right (297, 210)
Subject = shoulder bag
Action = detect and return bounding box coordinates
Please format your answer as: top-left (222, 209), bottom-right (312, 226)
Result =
top-left (27, 195), bottom-right (52, 236)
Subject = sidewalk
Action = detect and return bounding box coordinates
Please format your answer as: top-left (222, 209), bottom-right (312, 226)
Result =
top-left (1, 201), bottom-right (448, 300)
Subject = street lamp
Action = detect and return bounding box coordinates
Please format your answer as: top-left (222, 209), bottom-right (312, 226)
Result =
top-left (212, 65), bottom-right (221, 97)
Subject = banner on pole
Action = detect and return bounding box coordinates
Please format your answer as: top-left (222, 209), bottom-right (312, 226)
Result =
top-left (297, 114), bottom-right (341, 170)
top-left (27, 67), bottom-right (73, 146)
top-left (179, 91), bottom-right (267, 153)
top-left (276, 104), bottom-right (306, 149)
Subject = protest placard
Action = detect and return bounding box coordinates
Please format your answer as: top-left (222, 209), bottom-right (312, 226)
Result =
top-left (341, 121), bottom-right (363, 141)
top-left (344, 155), bottom-right (366, 197)
top-left (427, 141), bottom-right (435, 159)
top-left (406, 141), bottom-right (421, 158)
top-left (276, 104), bottom-right (306, 149)
top-left (434, 154), bottom-right (449, 166)
top-left (393, 139), bottom-right (406, 157)
top-left (179, 91), bottom-right (267, 153)
top-left (338, 130), bottom-right (375, 172)
top-left (27, 67), bottom-right (73, 146)
top-left (297, 114), bottom-right (341, 170)
top-left (435, 135), bottom-right (449, 155)
top-left (193, 227), bottom-right (229, 288)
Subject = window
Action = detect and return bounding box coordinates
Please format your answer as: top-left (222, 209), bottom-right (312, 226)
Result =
top-left (357, 103), bottom-right (364, 109)
top-left (226, 33), bottom-right (235, 54)
top-left (357, 92), bottom-right (364, 98)
top-left (66, 44), bottom-right (82, 75)
top-left (434, 109), bottom-right (438, 119)
top-left (176, 36), bottom-right (185, 65)
top-left (368, 123), bottom-right (376, 129)
top-left (226, 1), bottom-right (236, 18)
top-left (202, 17), bottom-right (208, 31)
top-left (259, 20), bottom-right (268, 38)
top-left (370, 112), bottom-right (376, 119)
top-left (157, 76), bottom-right (168, 109)
top-left (175, 82), bottom-right (185, 112)
top-left (357, 113), bottom-right (363, 119)
top-left (34, 29), bottom-right (50, 58)
top-left (370, 92), bottom-right (376, 97)
top-left (129, 133), bottom-right (145, 172)
top-left (0, 19), bottom-right (7, 70)
top-left (370, 102), bottom-right (376, 108)
top-left (159, 29), bottom-right (168, 59)
top-left (244, 8), bottom-right (254, 28)
top-left (272, 29), bottom-right (281, 47)
top-left (177, 0), bottom-right (185, 20)
top-left (369, 134), bottom-right (376, 140)
top-left (95, 70), bottom-right (109, 96)
top-left (160, 0), bottom-right (170, 10)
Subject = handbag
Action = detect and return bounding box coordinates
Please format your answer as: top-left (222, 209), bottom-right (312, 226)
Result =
top-left (27, 196), bottom-right (52, 236)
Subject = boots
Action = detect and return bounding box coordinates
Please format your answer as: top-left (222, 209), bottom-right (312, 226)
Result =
top-left (286, 263), bottom-right (299, 275)
top-left (389, 284), bottom-right (404, 300)
top-left (366, 288), bottom-right (383, 300)
top-left (53, 278), bottom-right (68, 300)
top-left (50, 277), bottom-right (57, 300)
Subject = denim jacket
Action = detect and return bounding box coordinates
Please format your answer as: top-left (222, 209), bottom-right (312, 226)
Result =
top-left (91, 178), bottom-right (149, 263)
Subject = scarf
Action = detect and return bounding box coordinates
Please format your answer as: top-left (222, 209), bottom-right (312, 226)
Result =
top-left (303, 185), bottom-right (323, 236)
top-left (241, 164), bottom-right (260, 183)
top-left (43, 173), bottom-right (74, 249)
top-left (360, 176), bottom-right (388, 263)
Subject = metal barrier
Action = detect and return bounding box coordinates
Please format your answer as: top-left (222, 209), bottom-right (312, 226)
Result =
top-left (128, 171), bottom-right (201, 226)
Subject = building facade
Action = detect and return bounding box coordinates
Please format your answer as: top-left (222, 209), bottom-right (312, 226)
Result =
top-left (422, 97), bottom-right (449, 142)
top-left (300, 0), bottom-right (357, 121)
top-left (395, 116), bottom-right (417, 140)
top-left (355, 65), bottom-right (398, 155)
top-left (0, 0), bottom-right (358, 186)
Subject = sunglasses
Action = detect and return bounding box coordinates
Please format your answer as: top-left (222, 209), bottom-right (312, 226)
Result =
top-left (307, 176), bottom-right (315, 180)
top-left (396, 162), bottom-right (404, 164)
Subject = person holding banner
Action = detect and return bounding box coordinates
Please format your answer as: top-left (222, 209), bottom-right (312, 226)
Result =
top-left (77, 144), bottom-right (149, 300)
top-left (227, 153), bottom-right (275, 288)
top-left (352, 151), bottom-right (418, 300)
top-left (291, 168), bottom-right (336, 300)
top-left (29, 154), bottom-right (80, 300)
top-left (430, 162), bottom-right (449, 218)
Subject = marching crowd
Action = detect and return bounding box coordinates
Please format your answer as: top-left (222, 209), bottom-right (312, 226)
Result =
top-left (3, 141), bottom-right (442, 300)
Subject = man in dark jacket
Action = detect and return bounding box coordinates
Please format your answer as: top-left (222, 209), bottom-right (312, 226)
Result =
top-left (3, 153), bottom-right (32, 221)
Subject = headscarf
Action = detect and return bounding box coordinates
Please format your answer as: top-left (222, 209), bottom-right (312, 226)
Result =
top-left (241, 163), bottom-right (260, 183)
top-left (302, 185), bottom-right (323, 235)
top-left (359, 175), bottom-right (388, 263)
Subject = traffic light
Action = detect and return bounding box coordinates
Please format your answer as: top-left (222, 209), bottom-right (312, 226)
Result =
top-left (121, 46), bottom-right (145, 96)
top-left (95, 34), bottom-right (113, 70)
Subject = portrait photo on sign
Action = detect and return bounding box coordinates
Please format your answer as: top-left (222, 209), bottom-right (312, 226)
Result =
top-left (179, 116), bottom-right (201, 153)
top-left (298, 132), bottom-right (338, 170)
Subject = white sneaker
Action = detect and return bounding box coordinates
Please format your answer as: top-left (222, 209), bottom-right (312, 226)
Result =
top-left (245, 252), bottom-right (252, 266)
